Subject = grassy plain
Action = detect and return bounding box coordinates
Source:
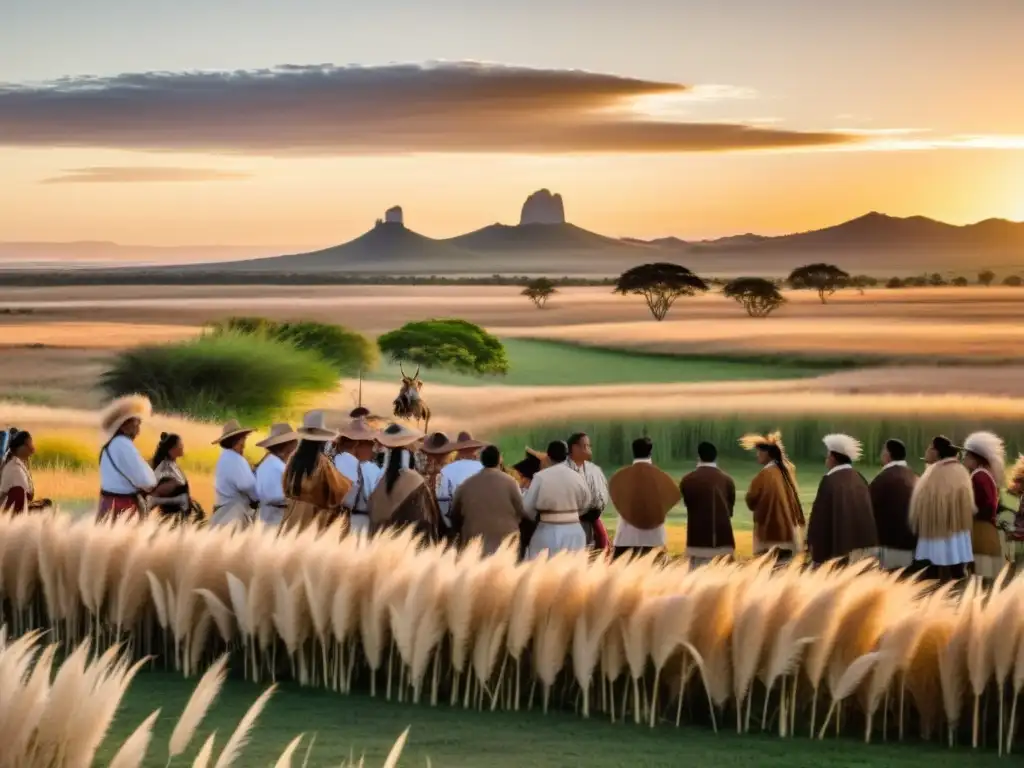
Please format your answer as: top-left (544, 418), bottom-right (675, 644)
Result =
top-left (97, 672), bottom-right (1005, 768)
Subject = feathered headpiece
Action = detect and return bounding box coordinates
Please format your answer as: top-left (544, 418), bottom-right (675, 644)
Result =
top-left (823, 433), bottom-right (862, 462)
top-left (99, 395), bottom-right (152, 441)
top-left (963, 430), bottom-right (1006, 487)
top-left (739, 431), bottom-right (785, 454)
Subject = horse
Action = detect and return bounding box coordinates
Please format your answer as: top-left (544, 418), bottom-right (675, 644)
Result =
top-left (393, 363), bottom-right (431, 433)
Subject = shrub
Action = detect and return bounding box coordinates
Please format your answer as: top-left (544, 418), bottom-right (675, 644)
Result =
top-left (101, 332), bottom-right (338, 424)
top-left (885, 277), bottom-right (904, 289)
top-left (1004, 275), bottom-right (1023, 287)
top-left (952, 276), bottom-right (969, 287)
top-left (206, 317), bottom-right (376, 376)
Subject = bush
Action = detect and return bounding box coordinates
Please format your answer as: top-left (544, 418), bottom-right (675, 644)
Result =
top-left (952, 276), bottom-right (969, 287)
top-left (206, 317), bottom-right (376, 376)
top-left (377, 318), bottom-right (510, 376)
top-left (1004, 275), bottom-right (1023, 287)
top-left (101, 332), bottom-right (339, 424)
top-left (886, 277), bottom-right (904, 289)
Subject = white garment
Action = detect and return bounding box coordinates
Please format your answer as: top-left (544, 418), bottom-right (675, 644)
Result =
top-left (437, 459), bottom-right (484, 521)
top-left (915, 531), bottom-right (974, 566)
top-left (211, 449), bottom-right (257, 528)
top-left (882, 460), bottom-right (909, 470)
top-left (100, 435), bottom-right (156, 494)
top-left (255, 454), bottom-right (287, 525)
top-left (826, 464), bottom-right (854, 476)
top-left (335, 452), bottom-right (383, 512)
top-left (613, 458), bottom-right (667, 548)
top-left (523, 463), bottom-right (589, 558)
top-left (566, 459), bottom-right (609, 512)
top-left (527, 523), bottom-right (587, 560)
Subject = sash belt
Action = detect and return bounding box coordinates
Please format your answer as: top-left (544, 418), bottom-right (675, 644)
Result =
top-left (537, 511), bottom-right (581, 525)
top-left (101, 491), bottom-right (138, 500)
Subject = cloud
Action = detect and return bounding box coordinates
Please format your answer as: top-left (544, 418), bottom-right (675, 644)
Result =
top-left (40, 166), bottom-right (250, 184)
top-left (0, 62), bottom-right (858, 156)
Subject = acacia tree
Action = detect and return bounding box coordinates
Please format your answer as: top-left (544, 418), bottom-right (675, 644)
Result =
top-left (722, 277), bottom-right (787, 318)
top-left (521, 278), bottom-right (558, 309)
top-left (979, 270), bottom-right (996, 286)
top-left (377, 318), bottom-right (510, 376)
top-left (613, 262), bottom-right (709, 321)
top-left (787, 263), bottom-right (850, 304)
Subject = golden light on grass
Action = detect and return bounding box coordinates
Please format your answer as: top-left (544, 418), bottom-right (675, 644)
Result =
top-left (0, 512), bottom-right (1021, 755)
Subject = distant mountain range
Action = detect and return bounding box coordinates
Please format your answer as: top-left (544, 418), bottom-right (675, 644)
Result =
top-left (4, 194), bottom-right (1024, 278)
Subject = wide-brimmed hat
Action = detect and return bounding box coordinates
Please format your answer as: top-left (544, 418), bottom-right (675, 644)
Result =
top-left (212, 419), bottom-right (255, 446)
top-left (339, 417), bottom-right (379, 443)
top-left (444, 431), bottom-right (486, 453)
top-left (420, 431), bottom-right (452, 455)
top-left (256, 422), bottom-right (300, 450)
top-left (377, 422), bottom-right (424, 449)
top-left (100, 395), bottom-right (152, 442)
top-left (296, 411), bottom-right (338, 442)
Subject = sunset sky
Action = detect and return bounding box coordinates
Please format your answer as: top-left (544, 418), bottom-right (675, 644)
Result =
top-left (2, 0), bottom-right (1024, 248)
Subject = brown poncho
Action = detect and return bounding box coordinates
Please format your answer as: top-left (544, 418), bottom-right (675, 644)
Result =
top-left (806, 467), bottom-right (878, 565)
top-left (368, 469), bottom-right (442, 544)
top-left (746, 463), bottom-right (805, 554)
top-left (281, 454), bottom-right (352, 534)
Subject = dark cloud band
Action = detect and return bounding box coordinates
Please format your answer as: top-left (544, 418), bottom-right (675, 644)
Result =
top-left (0, 62), bottom-right (859, 155)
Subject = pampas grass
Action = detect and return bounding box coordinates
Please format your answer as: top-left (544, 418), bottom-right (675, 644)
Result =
top-left (5, 510), bottom-right (1024, 755)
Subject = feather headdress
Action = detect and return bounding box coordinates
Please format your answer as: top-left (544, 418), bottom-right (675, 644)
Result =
top-left (739, 431), bottom-right (785, 453)
top-left (823, 433), bottom-right (862, 462)
top-left (99, 395), bottom-right (152, 441)
top-left (963, 430), bottom-right (1006, 487)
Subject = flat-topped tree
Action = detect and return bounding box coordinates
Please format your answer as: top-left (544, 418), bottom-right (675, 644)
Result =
top-left (614, 262), bottom-right (709, 321)
top-left (787, 263), bottom-right (850, 304)
top-left (377, 318), bottom-right (510, 376)
top-left (722, 277), bottom-right (786, 317)
top-left (979, 270), bottom-right (996, 286)
top-left (522, 277), bottom-right (558, 309)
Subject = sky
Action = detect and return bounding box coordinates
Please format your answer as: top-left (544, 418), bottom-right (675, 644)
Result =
top-left (2, 0), bottom-right (1024, 247)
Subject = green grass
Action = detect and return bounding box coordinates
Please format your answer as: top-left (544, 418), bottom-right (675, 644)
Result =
top-left (98, 672), bottom-right (1006, 767)
top-left (368, 338), bottom-right (832, 387)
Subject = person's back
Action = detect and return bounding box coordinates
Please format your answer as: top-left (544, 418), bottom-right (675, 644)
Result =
top-left (451, 446), bottom-right (525, 554)
top-left (679, 442), bottom-right (736, 564)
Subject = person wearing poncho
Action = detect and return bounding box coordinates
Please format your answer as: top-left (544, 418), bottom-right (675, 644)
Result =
top-left (281, 413), bottom-right (352, 535)
top-left (436, 432), bottom-right (486, 532)
top-left (806, 434), bottom-right (879, 566)
top-left (609, 436), bottom-right (681, 562)
top-left (909, 435), bottom-right (974, 582)
top-left (523, 440), bottom-right (590, 559)
top-left (740, 431), bottom-right (805, 561)
top-left (450, 445), bottom-right (527, 555)
top-left (368, 423), bottom-right (441, 543)
top-left (678, 441), bottom-right (735, 566)
top-left (962, 430), bottom-right (1008, 581)
top-left (869, 439), bottom-right (918, 571)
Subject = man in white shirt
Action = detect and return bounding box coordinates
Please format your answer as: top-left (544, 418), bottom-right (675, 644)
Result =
top-left (523, 440), bottom-right (590, 559)
top-left (566, 432), bottom-right (609, 549)
top-left (334, 418), bottom-right (383, 536)
top-left (436, 432), bottom-right (485, 530)
top-left (210, 419), bottom-right (259, 528)
top-left (253, 423), bottom-right (298, 526)
top-left (98, 395), bottom-right (157, 523)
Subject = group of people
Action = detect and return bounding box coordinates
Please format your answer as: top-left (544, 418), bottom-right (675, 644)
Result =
top-left (3, 393), bottom-right (1024, 585)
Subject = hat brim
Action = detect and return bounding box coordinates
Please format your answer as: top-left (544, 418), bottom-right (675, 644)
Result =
top-left (421, 442), bottom-right (455, 455)
top-left (211, 428), bottom-right (255, 445)
top-left (296, 427), bottom-right (338, 443)
top-left (445, 439), bottom-right (486, 453)
top-left (377, 428), bottom-right (424, 449)
top-left (256, 431), bottom-right (300, 449)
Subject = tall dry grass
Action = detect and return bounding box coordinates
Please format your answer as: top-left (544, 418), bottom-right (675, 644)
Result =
top-left (0, 630), bottom-right (410, 767)
top-left (0, 512), bottom-right (1023, 753)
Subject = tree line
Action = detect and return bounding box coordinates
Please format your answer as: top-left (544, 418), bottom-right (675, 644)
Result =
top-left (521, 265), bottom-right (1024, 321)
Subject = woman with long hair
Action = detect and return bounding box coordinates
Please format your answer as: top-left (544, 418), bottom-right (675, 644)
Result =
top-left (281, 412), bottom-right (351, 535)
top-left (148, 432), bottom-right (203, 522)
top-left (0, 430), bottom-right (51, 514)
top-left (740, 431), bottom-right (806, 562)
top-left (368, 423), bottom-right (441, 543)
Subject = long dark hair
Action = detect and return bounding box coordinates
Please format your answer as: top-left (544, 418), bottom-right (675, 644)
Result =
top-left (150, 432), bottom-right (181, 469)
top-left (286, 439), bottom-right (324, 496)
top-left (2, 429), bottom-right (30, 467)
top-left (760, 442), bottom-right (804, 517)
top-left (384, 447), bottom-right (410, 494)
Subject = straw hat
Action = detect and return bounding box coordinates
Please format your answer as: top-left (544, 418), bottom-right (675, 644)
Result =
top-left (296, 411), bottom-right (338, 442)
top-left (100, 395), bottom-right (152, 441)
top-left (211, 419), bottom-right (255, 446)
top-left (443, 431), bottom-right (487, 453)
top-left (420, 431), bottom-right (452, 455)
top-left (339, 417), bottom-right (379, 443)
top-left (376, 422), bottom-right (424, 449)
top-left (255, 423), bottom-right (299, 450)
